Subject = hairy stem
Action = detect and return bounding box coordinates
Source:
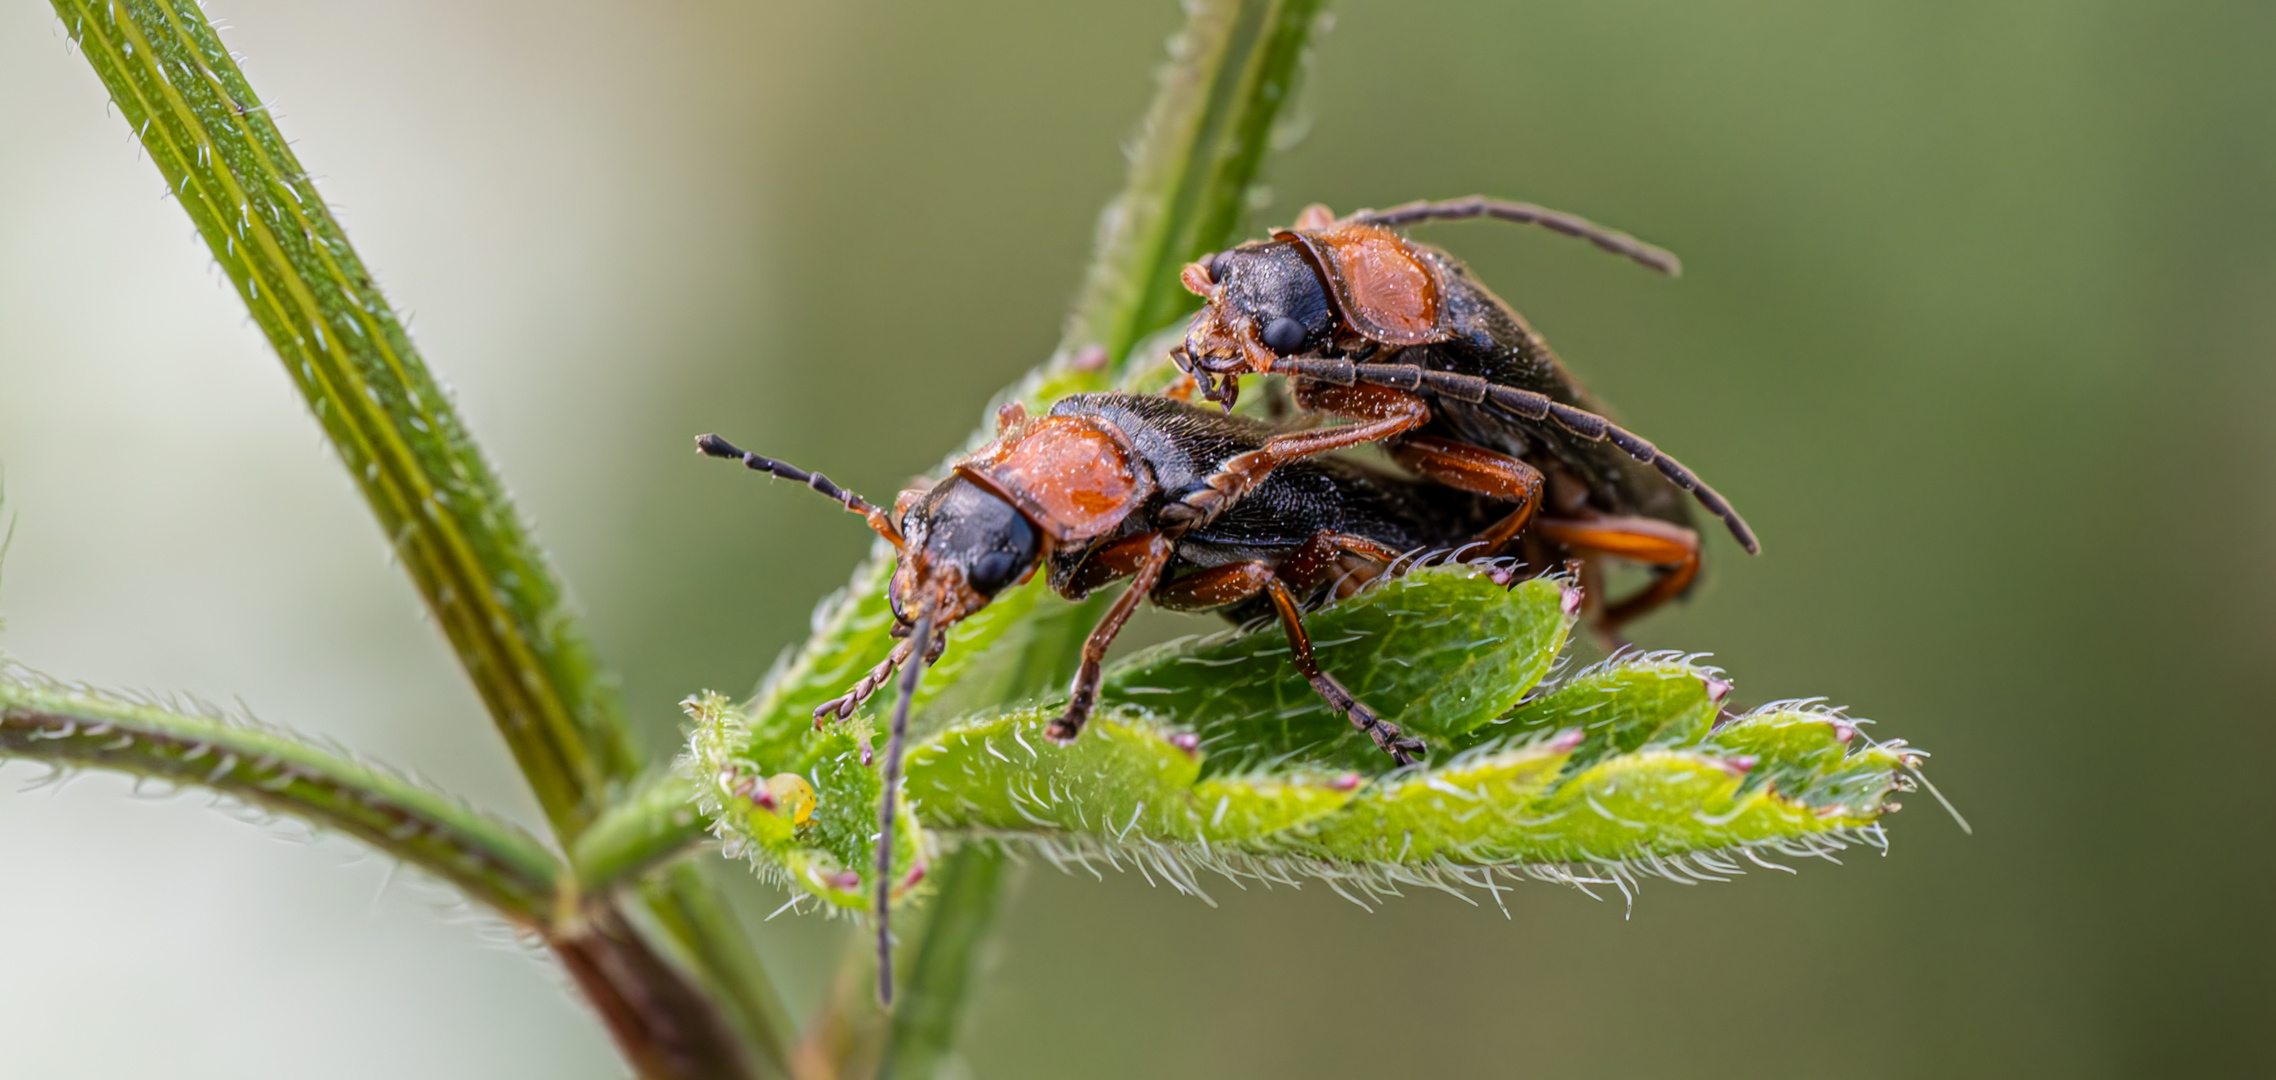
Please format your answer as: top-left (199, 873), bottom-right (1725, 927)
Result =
top-left (824, 0), bottom-right (1332, 1071)
top-left (554, 898), bottom-right (760, 1080)
top-left (635, 864), bottom-right (802, 1075)
top-left (0, 674), bottom-right (561, 926)
top-left (575, 773), bottom-right (710, 895)
top-left (1060, 0), bottom-right (1327, 374)
top-left (52, 2), bottom-right (791, 1073)
top-left (52, 0), bottom-right (628, 839)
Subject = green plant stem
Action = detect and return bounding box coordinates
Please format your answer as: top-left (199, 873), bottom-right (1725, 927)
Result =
top-left (552, 897), bottom-right (761, 1080)
top-left (0, 676), bottom-right (561, 926)
top-left (53, 2), bottom-right (791, 1074)
top-left (572, 777), bottom-right (800, 1069)
top-left (635, 864), bottom-right (802, 1074)
top-left (51, 0), bottom-right (630, 839)
top-left (816, 0), bottom-right (1330, 1071)
top-left (575, 773), bottom-right (710, 894)
top-left (1060, 0), bottom-right (1327, 375)
top-left (877, 846), bottom-right (1009, 1080)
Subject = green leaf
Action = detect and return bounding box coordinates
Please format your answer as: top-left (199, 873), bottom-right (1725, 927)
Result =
top-left (702, 564), bottom-right (1926, 917)
top-left (690, 693), bottom-right (924, 913)
top-left (904, 709), bottom-right (1359, 845)
top-left (1463, 654), bottom-right (1727, 765)
top-left (1293, 737), bottom-right (1579, 863)
top-left (1708, 707), bottom-right (1910, 818)
top-left (1100, 568), bottom-right (1576, 772)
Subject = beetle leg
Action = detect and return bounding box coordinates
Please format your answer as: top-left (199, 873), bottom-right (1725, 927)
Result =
top-left (1058, 530), bottom-right (1173, 600)
top-left (1147, 549), bottom-right (1424, 766)
top-left (1537, 516), bottom-right (1701, 639)
top-left (1161, 383), bottom-right (1430, 531)
top-left (1267, 358), bottom-right (1760, 555)
top-left (1149, 560), bottom-right (1277, 611)
top-left (1150, 531), bottom-right (1402, 612)
top-left (1344, 195), bottom-right (1682, 277)
top-left (1389, 435), bottom-right (1545, 555)
top-left (1048, 533), bottom-right (1175, 744)
top-left (813, 634), bottom-right (918, 764)
top-left (1263, 577), bottom-right (1427, 765)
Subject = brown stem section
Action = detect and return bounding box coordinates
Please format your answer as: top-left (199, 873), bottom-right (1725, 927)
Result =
top-left (553, 901), bottom-right (756, 1080)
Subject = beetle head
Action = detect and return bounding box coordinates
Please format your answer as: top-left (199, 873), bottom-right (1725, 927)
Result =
top-left (887, 475), bottom-right (1042, 634)
top-left (1175, 241), bottom-right (1337, 408)
top-left (884, 412), bottom-right (1148, 638)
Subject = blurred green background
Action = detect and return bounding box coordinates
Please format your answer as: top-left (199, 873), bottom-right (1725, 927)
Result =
top-left (4, 0), bottom-right (2272, 1076)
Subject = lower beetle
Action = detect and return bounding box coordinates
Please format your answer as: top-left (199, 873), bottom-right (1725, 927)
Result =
top-left (701, 391), bottom-right (1514, 1001)
top-left (1168, 196), bottom-right (1758, 635)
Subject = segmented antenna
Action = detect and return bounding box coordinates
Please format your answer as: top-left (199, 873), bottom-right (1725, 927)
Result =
top-left (1347, 196), bottom-right (1683, 277)
top-left (696, 433), bottom-right (904, 548)
top-left (1273, 357), bottom-right (1759, 554)
top-left (876, 612), bottom-right (934, 1006)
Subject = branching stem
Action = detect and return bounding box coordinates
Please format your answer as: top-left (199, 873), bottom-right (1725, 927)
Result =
top-left (52, 0), bottom-right (633, 838)
top-left (837, 0), bottom-right (1332, 1072)
top-left (50, 1), bottom-right (791, 1074)
top-left (575, 773), bottom-right (711, 895)
top-left (0, 675), bottom-right (561, 926)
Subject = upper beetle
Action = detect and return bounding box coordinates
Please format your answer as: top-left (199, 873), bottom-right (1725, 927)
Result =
top-left (1169, 196), bottom-right (1757, 636)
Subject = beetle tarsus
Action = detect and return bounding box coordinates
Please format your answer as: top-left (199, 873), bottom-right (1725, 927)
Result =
top-left (814, 638), bottom-right (914, 728)
top-left (1331, 677), bottom-right (1427, 766)
top-left (1044, 710), bottom-right (1084, 745)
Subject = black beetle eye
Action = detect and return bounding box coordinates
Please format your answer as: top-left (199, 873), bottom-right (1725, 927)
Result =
top-left (1261, 316), bottom-right (1308, 354)
top-left (1205, 251), bottom-right (1235, 284)
top-left (967, 550), bottom-right (1023, 595)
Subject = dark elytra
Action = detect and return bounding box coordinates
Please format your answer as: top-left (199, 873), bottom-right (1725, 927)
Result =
top-left (1177, 196), bottom-right (1757, 557)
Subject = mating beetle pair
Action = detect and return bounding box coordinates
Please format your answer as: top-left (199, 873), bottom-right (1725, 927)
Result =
top-left (699, 195), bottom-right (1754, 1003)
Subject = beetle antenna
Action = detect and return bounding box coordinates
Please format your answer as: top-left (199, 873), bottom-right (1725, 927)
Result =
top-left (1271, 358), bottom-right (1759, 554)
top-left (697, 433), bottom-right (904, 548)
top-left (1346, 196), bottom-right (1683, 277)
top-left (875, 612), bottom-right (934, 1007)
